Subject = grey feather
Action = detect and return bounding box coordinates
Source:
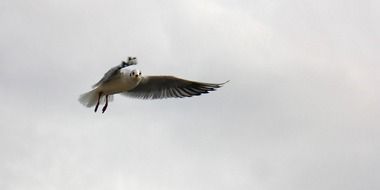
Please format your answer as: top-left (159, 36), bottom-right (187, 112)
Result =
top-left (122, 76), bottom-right (228, 99)
top-left (92, 58), bottom-right (137, 88)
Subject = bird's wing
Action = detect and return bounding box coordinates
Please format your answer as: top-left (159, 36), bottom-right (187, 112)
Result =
top-left (122, 76), bottom-right (228, 99)
top-left (92, 61), bottom-right (135, 88)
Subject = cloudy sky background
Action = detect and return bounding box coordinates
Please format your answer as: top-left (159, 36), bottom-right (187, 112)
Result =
top-left (1, 0), bottom-right (379, 189)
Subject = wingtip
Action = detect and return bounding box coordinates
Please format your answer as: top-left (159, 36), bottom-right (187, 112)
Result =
top-left (219, 80), bottom-right (230, 86)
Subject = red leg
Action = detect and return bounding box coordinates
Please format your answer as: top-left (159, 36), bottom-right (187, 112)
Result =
top-left (102, 95), bottom-right (109, 113)
top-left (94, 93), bottom-right (102, 112)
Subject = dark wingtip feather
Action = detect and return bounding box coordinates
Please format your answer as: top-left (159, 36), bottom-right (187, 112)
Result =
top-left (222, 80), bottom-right (230, 85)
top-left (216, 80), bottom-right (230, 87)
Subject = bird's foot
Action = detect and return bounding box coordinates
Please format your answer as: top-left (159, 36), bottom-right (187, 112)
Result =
top-left (94, 92), bottom-right (102, 113)
top-left (94, 102), bottom-right (99, 112)
top-left (102, 104), bottom-right (108, 113)
top-left (102, 95), bottom-right (108, 113)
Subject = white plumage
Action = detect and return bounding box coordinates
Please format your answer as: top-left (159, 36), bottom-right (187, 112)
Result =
top-left (79, 57), bottom-right (228, 113)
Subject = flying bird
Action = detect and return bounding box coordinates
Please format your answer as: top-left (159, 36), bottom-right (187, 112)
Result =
top-left (79, 57), bottom-right (228, 113)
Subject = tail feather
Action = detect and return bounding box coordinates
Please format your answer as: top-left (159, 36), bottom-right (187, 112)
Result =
top-left (78, 90), bottom-right (98, 107)
top-left (78, 90), bottom-right (114, 108)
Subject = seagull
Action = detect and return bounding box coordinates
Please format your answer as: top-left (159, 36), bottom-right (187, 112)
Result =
top-left (79, 57), bottom-right (228, 113)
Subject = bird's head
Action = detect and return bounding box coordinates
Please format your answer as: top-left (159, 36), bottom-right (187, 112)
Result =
top-left (129, 69), bottom-right (142, 80)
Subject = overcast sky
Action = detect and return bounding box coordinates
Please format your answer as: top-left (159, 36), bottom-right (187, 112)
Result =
top-left (1, 0), bottom-right (379, 189)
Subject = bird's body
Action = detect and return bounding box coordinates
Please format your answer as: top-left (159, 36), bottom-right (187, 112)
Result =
top-left (96, 70), bottom-right (141, 95)
top-left (79, 57), bottom-right (228, 113)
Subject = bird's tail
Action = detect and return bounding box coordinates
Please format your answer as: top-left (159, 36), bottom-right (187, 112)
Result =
top-left (78, 89), bottom-right (99, 107)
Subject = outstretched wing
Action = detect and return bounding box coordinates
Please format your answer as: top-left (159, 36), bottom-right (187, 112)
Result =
top-left (122, 76), bottom-right (228, 99)
top-left (92, 59), bottom-right (137, 88)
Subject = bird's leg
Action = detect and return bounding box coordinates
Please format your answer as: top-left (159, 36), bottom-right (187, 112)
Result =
top-left (94, 92), bottom-right (102, 112)
top-left (102, 95), bottom-right (109, 113)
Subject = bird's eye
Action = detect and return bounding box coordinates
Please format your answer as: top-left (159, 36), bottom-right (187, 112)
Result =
top-left (139, 72), bottom-right (141, 75)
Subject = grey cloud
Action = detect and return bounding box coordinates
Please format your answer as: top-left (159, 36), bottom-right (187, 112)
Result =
top-left (0, 0), bottom-right (379, 190)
